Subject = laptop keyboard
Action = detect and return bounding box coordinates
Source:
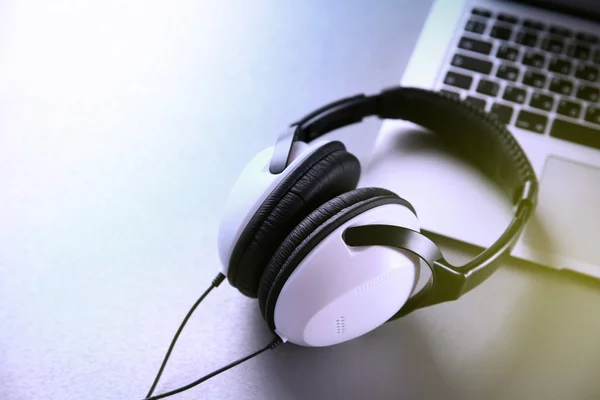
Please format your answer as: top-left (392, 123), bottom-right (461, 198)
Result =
top-left (441, 7), bottom-right (600, 151)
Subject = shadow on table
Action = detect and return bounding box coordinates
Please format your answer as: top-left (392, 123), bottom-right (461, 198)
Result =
top-left (480, 256), bottom-right (600, 400)
top-left (258, 317), bottom-right (459, 400)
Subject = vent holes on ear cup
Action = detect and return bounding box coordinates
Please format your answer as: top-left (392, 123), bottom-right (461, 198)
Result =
top-left (335, 316), bottom-right (346, 334)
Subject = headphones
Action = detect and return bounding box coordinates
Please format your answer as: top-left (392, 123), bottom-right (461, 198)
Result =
top-left (217, 86), bottom-right (539, 348)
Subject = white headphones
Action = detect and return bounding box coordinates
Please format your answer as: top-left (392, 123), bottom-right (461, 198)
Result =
top-left (142, 86), bottom-right (541, 400)
top-left (217, 87), bottom-right (538, 347)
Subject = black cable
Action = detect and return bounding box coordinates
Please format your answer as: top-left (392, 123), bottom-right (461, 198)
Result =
top-left (142, 336), bottom-right (284, 400)
top-left (145, 272), bottom-right (226, 399)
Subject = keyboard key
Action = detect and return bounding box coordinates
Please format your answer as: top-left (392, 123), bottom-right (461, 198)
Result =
top-left (548, 58), bottom-right (572, 75)
top-left (490, 103), bottom-right (514, 124)
top-left (458, 36), bottom-right (493, 55)
top-left (440, 89), bottom-right (461, 100)
top-left (557, 100), bottom-right (582, 118)
top-left (472, 8), bottom-right (492, 18)
top-left (575, 32), bottom-right (598, 44)
top-left (549, 25), bottom-right (572, 37)
top-left (516, 110), bottom-right (547, 133)
top-left (465, 20), bottom-right (486, 34)
top-left (503, 85), bottom-right (527, 104)
top-left (476, 79), bottom-right (500, 97)
top-left (541, 37), bottom-right (565, 53)
top-left (465, 96), bottom-right (486, 109)
top-left (522, 70), bottom-right (546, 88)
top-left (498, 13), bottom-right (518, 24)
top-left (496, 44), bottom-right (519, 61)
top-left (451, 54), bottom-right (493, 74)
top-left (491, 24), bottom-right (513, 40)
top-left (575, 64), bottom-right (599, 82)
top-left (523, 19), bottom-right (545, 31)
top-left (550, 119), bottom-right (600, 150)
top-left (522, 50), bottom-right (545, 68)
top-left (576, 85), bottom-right (600, 102)
top-left (549, 77), bottom-right (574, 95)
top-left (529, 92), bottom-right (554, 111)
top-left (516, 31), bottom-right (538, 47)
top-left (497, 64), bottom-right (519, 81)
top-left (444, 71), bottom-right (473, 89)
top-left (584, 106), bottom-right (600, 125)
top-left (567, 44), bottom-right (591, 60)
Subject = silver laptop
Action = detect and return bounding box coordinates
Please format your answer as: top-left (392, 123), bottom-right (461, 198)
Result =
top-left (365, 0), bottom-right (600, 279)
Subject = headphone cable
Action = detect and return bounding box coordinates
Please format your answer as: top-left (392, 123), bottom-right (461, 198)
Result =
top-left (145, 272), bottom-right (226, 399)
top-left (142, 335), bottom-right (284, 400)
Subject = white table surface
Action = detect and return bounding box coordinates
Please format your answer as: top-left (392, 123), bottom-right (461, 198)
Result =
top-left (2, 1), bottom-right (600, 399)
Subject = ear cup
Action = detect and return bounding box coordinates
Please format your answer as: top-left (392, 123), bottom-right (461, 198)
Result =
top-left (258, 187), bottom-right (416, 330)
top-left (227, 141), bottom-right (361, 297)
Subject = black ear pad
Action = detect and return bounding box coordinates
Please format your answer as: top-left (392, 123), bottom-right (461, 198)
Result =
top-left (227, 141), bottom-right (361, 298)
top-left (258, 187), bottom-right (417, 330)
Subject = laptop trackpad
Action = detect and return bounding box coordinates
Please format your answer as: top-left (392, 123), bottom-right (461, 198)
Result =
top-left (524, 156), bottom-right (600, 267)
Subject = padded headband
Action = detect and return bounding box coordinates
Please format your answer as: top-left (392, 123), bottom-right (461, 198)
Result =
top-left (271, 87), bottom-right (537, 204)
top-left (268, 86), bottom-right (539, 318)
